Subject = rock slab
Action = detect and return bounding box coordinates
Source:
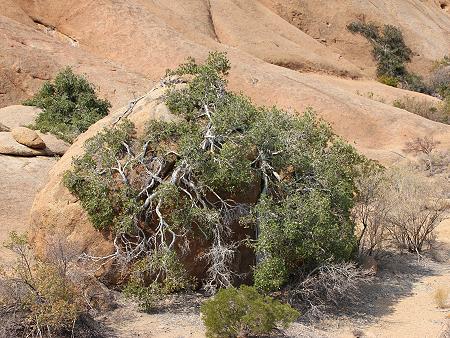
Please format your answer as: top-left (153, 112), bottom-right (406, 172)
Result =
top-left (12, 126), bottom-right (46, 149)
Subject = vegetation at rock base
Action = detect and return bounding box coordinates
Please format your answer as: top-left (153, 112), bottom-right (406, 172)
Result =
top-left (201, 285), bottom-right (299, 338)
top-left (64, 52), bottom-right (372, 312)
top-left (24, 67), bottom-right (111, 143)
top-left (354, 165), bottom-right (449, 256)
top-left (388, 55), bottom-right (450, 125)
top-left (347, 21), bottom-right (428, 93)
top-left (0, 232), bottom-right (99, 338)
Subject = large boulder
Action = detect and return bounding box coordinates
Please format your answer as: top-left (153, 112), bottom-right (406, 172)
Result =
top-left (0, 132), bottom-right (69, 156)
top-left (0, 132), bottom-right (49, 156)
top-left (12, 126), bottom-right (46, 149)
top-left (0, 105), bottom-right (70, 157)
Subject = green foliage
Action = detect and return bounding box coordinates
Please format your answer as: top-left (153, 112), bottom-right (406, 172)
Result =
top-left (24, 67), bottom-right (111, 142)
top-left (201, 285), bottom-right (299, 338)
top-left (124, 249), bottom-right (192, 312)
top-left (347, 22), bottom-right (412, 79)
top-left (65, 52), bottom-right (368, 295)
top-left (378, 75), bottom-right (400, 87)
top-left (253, 256), bottom-right (288, 292)
top-left (347, 21), bottom-right (432, 93)
top-left (64, 120), bottom-right (137, 231)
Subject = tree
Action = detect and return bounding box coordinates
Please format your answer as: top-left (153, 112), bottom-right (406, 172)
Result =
top-left (65, 52), bottom-right (368, 295)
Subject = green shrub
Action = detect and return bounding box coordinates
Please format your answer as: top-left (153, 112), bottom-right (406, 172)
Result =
top-left (201, 285), bottom-right (299, 338)
top-left (123, 249), bottom-right (193, 312)
top-left (24, 67), bottom-right (111, 143)
top-left (378, 75), bottom-right (399, 87)
top-left (347, 22), bottom-right (412, 79)
top-left (65, 52), bottom-right (367, 295)
top-left (346, 21), bottom-right (434, 93)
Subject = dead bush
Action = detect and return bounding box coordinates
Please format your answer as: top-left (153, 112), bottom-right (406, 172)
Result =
top-left (353, 168), bottom-right (389, 256)
top-left (0, 232), bottom-right (101, 337)
top-left (354, 166), bottom-right (449, 256)
top-left (383, 168), bottom-right (449, 253)
top-left (286, 262), bottom-right (374, 319)
top-left (405, 136), bottom-right (450, 175)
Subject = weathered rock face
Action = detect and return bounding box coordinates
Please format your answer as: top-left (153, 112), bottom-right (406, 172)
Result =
top-left (0, 105), bottom-right (69, 263)
top-left (0, 123), bottom-right (10, 132)
top-left (1, 0), bottom-right (449, 162)
top-left (0, 155), bottom-right (57, 262)
top-left (12, 127), bottom-right (46, 149)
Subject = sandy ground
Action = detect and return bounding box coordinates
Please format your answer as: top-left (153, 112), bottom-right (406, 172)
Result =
top-left (97, 218), bottom-right (450, 338)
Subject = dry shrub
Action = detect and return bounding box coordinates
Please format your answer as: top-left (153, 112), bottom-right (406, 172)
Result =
top-left (384, 168), bottom-right (449, 253)
top-left (353, 168), bottom-right (389, 256)
top-left (405, 136), bottom-right (450, 175)
top-left (286, 262), bottom-right (374, 319)
top-left (354, 166), bottom-right (449, 255)
top-left (393, 96), bottom-right (450, 124)
top-left (0, 232), bottom-right (100, 338)
top-left (434, 287), bottom-right (449, 309)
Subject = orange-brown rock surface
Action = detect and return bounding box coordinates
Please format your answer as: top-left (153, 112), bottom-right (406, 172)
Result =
top-left (0, 0), bottom-right (448, 273)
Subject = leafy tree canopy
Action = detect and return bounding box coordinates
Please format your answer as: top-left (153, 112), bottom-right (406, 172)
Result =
top-left (65, 52), bottom-right (368, 294)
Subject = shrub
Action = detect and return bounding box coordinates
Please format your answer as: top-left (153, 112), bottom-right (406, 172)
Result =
top-left (402, 72), bottom-right (431, 94)
top-left (434, 287), bottom-right (449, 309)
top-left (393, 96), bottom-right (450, 125)
top-left (347, 21), bottom-right (432, 93)
top-left (430, 56), bottom-right (450, 99)
top-left (378, 75), bottom-right (399, 87)
top-left (65, 52), bottom-right (368, 295)
top-left (201, 285), bottom-right (299, 338)
top-left (287, 262), bottom-right (374, 319)
top-left (354, 165), bottom-right (450, 254)
top-left (0, 232), bottom-right (89, 337)
top-left (347, 22), bottom-right (411, 79)
top-left (353, 164), bottom-right (388, 256)
top-left (24, 67), bottom-right (111, 143)
top-left (123, 249), bottom-right (193, 312)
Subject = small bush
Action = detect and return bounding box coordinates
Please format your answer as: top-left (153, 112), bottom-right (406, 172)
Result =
top-left (353, 165), bottom-right (388, 256)
top-left (201, 285), bottom-right (299, 338)
top-left (123, 249), bottom-right (193, 312)
top-left (378, 75), bottom-right (399, 87)
top-left (430, 56), bottom-right (450, 99)
top-left (0, 232), bottom-right (89, 337)
top-left (393, 96), bottom-right (450, 124)
top-left (434, 287), bottom-right (449, 309)
top-left (354, 165), bottom-right (449, 254)
top-left (287, 262), bottom-right (374, 319)
top-left (24, 67), bottom-right (111, 143)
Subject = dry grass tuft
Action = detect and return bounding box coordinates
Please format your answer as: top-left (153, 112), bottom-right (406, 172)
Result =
top-left (434, 287), bottom-right (449, 309)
